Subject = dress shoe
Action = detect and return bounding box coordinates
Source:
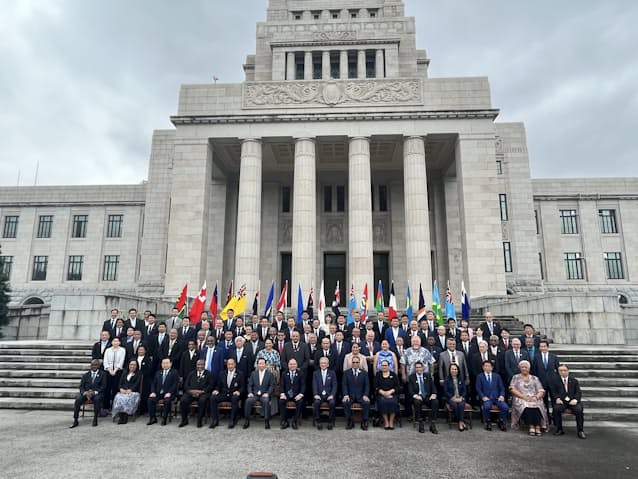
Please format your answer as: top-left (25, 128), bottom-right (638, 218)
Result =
top-left (280, 421), bottom-right (289, 430)
top-left (291, 420), bottom-right (298, 430)
top-left (418, 421), bottom-right (425, 433)
top-left (92, 417), bottom-right (98, 427)
top-left (498, 420), bottom-right (507, 432)
top-left (243, 420), bottom-right (250, 429)
top-left (120, 414), bottom-right (128, 425)
top-left (197, 419), bottom-right (203, 428)
top-left (346, 420), bottom-right (354, 430)
top-left (429, 423), bottom-right (438, 435)
top-left (178, 421), bottom-right (188, 428)
top-left (553, 429), bottom-right (565, 436)
top-left (209, 419), bottom-right (219, 429)
top-left (327, 423), bottom-right (333, 430)
top-left (99, 409), bottom-right (108, 417)
top-left (161, 417), bottom-right (167, 426)
top-left (578, 431), bottom-right (587, 440)
top-left (147, 417), bottom-right (157, 425)
top-left (70, 420), bottom-right (79, 429)
top-left (264, 420), bottom-right (270, 430)
top-left (316, 423), bottom-right (323, 430)
top-left (485, 422), bottom-right (492, 431)
top-left (228, 420), bottom-right (236, 429)
top-left (361, 421), bottom-right (368, 431)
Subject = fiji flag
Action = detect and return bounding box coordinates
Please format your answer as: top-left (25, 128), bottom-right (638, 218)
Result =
top-left (347, 283), bottom-right (357, 325)
top-left (461, 281), bottom-right (471, 320)
top-left (296, 284), bottom-right (304, 324)
top-left (263, 281), bottom-right (275, 319)
top-left (445, 281), bottom-right (456, 322)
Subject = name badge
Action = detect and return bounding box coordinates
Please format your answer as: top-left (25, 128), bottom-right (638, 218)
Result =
top-left (565, 396), bottom-right (570, 402)
top-left (322, 390), bottom-right (326, 396)
top-left (257, 390), bottom-right (261, 395)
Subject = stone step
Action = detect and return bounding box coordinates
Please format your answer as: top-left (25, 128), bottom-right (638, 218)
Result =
top-left (0, 362), bottom-right (87, 371)
top-left (581, 397), bottom-right (638, 409)
top-left (566, 369), bottom-right (637, 378)
top-left (0, 377), bottom-right (79, 388)
top-left (575, 377), bottom-right (638, 387)
top-left (559, 361), bottom-right (638, 370)
top-left (0, 348), bottom-right (92, 357)
top-left (557, 354), bottom-right (638, 362)
top-left (581, 386), bottom-right (638, 397)
top-left (0, 369), bottom-right (84, 379)
top-left (0, 397), bottom-right (73, 411)
top-left (563, 407), bottom-right (638, 422)
top-left (552, 346), bottom-right (638, 355)
top-left (0, 355), bottom-right (90, 364)
top-left (0, 387), bottom-right (77, 399)
top-left (0, 341), bottom-right (92, 350)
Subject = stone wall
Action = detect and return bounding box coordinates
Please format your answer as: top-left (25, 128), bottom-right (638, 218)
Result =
top-left (623, 305), bottom-right (638, 345)
top-left (2, 305), bottom-right (50, 340)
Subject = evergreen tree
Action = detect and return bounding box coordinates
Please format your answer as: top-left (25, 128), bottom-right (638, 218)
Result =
top-left (0, 246), bottom-right (11, 338)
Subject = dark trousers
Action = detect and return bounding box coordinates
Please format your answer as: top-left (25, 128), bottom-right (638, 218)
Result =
top-left (105, 371), bottom-right (122, 409)
top-left (179, 392), bottom-right (210, 421)
top-left (482, 399), bottom-right (509, 422)
top-left (553, 402), bottom-right (584, 432)
top-left (73, 393), bottom-right (103, 419)
top-left (313, 397), bottom-right (336, 422)
top-left (148, 394), bottom-right (173, 419)
top-left (447, 398), bottom-right (466, 422)
top-left (245, 394), bottom-right (270, 419)
top-left (211, 394), bottom-right (241, 423)
top-left (279, 397), bottom-right (304, 422)
top-left (343, 397), bottom-right (370, 422)
top-left (413, 397), bottom-right (439, 423)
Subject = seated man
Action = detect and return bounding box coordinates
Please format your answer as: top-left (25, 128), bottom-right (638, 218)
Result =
top-left (475, 360), bottom-right (509, 431)
top-left (312, 356), bottom-right (337, 430)
top-left (550, 364), bottom-right (586, 439)
top-left (407, 361), bottom-right (439, 434)
top-left (243, 357), bottom-right (274, 430)
top-left (147, 358), bottom-right (179, 426)
top-left (179, 359), bottom-right (214, 428)
top-left (70, 359), bottom-right (106, 428)
top-left (278, 358), bottom-right (305, 430)
top-left (210, 357), bottom-right (245, 429)
top-left (342, 357), bottom-right (371, 430)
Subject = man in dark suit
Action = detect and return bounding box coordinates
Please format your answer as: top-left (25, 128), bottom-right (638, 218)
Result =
top-left (434, 325), bottom-right (448, 351)
top-left (503, 338), bottom-right (529, 385)
top-left (372, 311), bottom-right (388, 341)
top-left (384, 317), bottom-right (406, 349)
top-left (422, 311), bottom-right (438, 338)
top-left (331, 331), bottom-right (350, 397)
top-left (408, 361), bottom-right (439, 434)
top-left (312, 356), bottom-right (338, 430)
top-left (519, 324), bottom-right (541, 348)
top-left (92, 331), bottom-right (111, 365)
top-left (257, 317), bottom-right (271, 342)
top-left (475, 360), bottom-right (508, 431)
top-left (226, 336), bottom-right (254, 379)
top-left (243, 358), bottom-right (275, 429)
top-left (550, 364), bottom-right (586, 439)
top-left (147, 358), bottom-right (179, 426)
top-left (478, 312), bottom-right (501, 339)
top-left (101, 309), bottom-right (119, 337)
top-left (342, 358), bottom-right (370, 430)
top-left (125, 330), bottom-right (145, 364)
top-left (142, 313), bottom-right (159, 340)
top-left (347, 311), bottom-right (364, 339)
top-left (70, 359), bottom-right (106, 428)
top-left (178, 359), bottom-right (214, 428)
top-left (314, 337), bottom-right (336, 370)
top-left (271, 311), bottom-right (285, 332)
top-left (281, 331), bottom-right (310, 374)
top-left (201, 336), bottom-right (225, 381)
top-left (159, 328), bottom-right (184, 372)
top-left (445, 318), bottom-right (461, 341)
top-left (124, 308), bottom-right (142, 332)
top-left (533, 340), bottom-right (560, 412)
top-left (470, 340), bottom-right (492, 405)
top-left (278, 358), bottom-right (305, 429)
top-left (178, 317), bottom-right (197, 343)
top-left (212, 319), bottom-right (226, 344)
top-left (438, 338), bottom-right (470, 386)
top-left (210, 357), bottom-right (245, 429)
top-left (248, 331), bottom-right (265, 356)
top-left (179, 340), bottom-right (199, 381)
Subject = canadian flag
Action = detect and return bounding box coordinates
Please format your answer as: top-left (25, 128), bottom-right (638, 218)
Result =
top-left (188, 282), bottom-right (207, 325)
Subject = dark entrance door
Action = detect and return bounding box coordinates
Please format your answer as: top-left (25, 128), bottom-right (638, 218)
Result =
top-left (324, 253), bottom-right (346, 306)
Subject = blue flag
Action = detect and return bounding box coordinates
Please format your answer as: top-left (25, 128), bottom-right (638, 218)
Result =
top-left (296, 284), bottom-right (304, 324)
top-left (461, 281), bottom-right (471, 320)
top-left (445, 282), bottom-right (456, 321)
top-left (406, 284), bottom-right (413, 320)
top-left (263, 281), bottom-right (275, 319)
top-left (347, 283), bottom-right (357, 325)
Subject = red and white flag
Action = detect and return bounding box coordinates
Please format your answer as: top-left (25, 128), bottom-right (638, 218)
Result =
top-left (188, 282), bottom-right (207, 325)
top-left (388, 282), bottom-right (398, 321)
top-left (276, 280), bottom-right (288, 313)
top-left (318, 280), bottom-right (328, 333)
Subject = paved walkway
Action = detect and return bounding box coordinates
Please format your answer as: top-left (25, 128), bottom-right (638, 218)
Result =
top-left (2, 410), bottom-right (636, 479)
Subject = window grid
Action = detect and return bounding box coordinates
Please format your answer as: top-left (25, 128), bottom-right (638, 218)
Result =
top-left (503, 242), bottom-right (512, 273)
top-left (67, 255), bottom-right (84, 281)
top-left (604, 252), bottom-right (624, 280)
top-left (599, 209), bottom-right (618, 234)
top-left (32, 255), bottom-right (48, 281)
top-left (103, 255), bottom-right (119, 281)
top-left (0, 256), bottom-right (13, 279)
top-left (564, 252), bottom-right (584, 280)
top-left (106, 214), bottom-right (123, 238)
top-left (37, 215), bottom-right (53, 238)
top-left (71, 215), bottom-right (88, 238)
top-left (499, 194), bottom-right (508, 221)
top-left (560, 210), bottom-right (578, 234)
top-left (3, 216), bottom-right (18, 238)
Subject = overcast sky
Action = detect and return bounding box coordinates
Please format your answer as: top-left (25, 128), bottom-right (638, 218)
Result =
top-left (1, 0), bottom-right (636, 186)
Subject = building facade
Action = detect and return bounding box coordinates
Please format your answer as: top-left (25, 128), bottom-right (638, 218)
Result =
top-left (1, 0), bottom-right (637, 343)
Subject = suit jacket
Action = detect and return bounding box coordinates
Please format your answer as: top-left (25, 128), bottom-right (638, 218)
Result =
top-left (342, 368), bottom-right (369, 400)
top-left (384, 327), bottom-right (406, 349)
top-left (475, 372), bottom-right (506, 400)
top-left (470, 351), bottom-right (497, 379)
top-left (361, 340), bottom-right (381, 357)
top-left (79, 370), bottom-right (107, 396)
top-left (159, 338), bottom-right (184, 370)
top-left (178, 326), bottom-right (197, 343)
top-left (313, 368), bottom-right (338, 398)
top-left (183, 369), bottom-right (214, 394)
top-left (179, 349), bottom-right (200, 379)
top-left (443, 375), bottom-right (468, 400)
top-left (118, 371), bottom-right (141, 392)
top-left (247, 369), bottom-right (275, 396)
top-left (200, 346), bottom-right (225, 380)
top-left (519, 334), bottom-right (541, 349)
top-left (271, 320), bottom-right (285, 332)
top-left (213, 328), bottom-right (226, 343)
top-left (504, 349), bottom-right (530, 382)
top-left (257, 327), bottom-right (271, 342)
top-left (532, 352), bottom-right (560, 387)
top-left (135, 355), bottom-right (154, 380)
top-left (408, 372), bottom-right (437, 399)
top-left (248, 340), bottom-right (265, 356)
top-left (232, 326), bottom-right (246, 339)
top-left (280, 369), bottom-right (305, 399)
top-left (457, 340), bottom-right (473, 358)
top-left (372, 321), bottom-right (388, 339)
top-left (281, 342), bottom-right (310, 372)
top-left (150, 368), bottom-right (179, 397)
top-left (549, 375), bottom-right (582, 404)
top-left (102, 319), bottom-right (117, 335)
top-left (478, 321), bottom-right (502, 339)
top-left (142, 323), bottom-right (158, 340)
top-left (438, 349), bottom-right (470, 382)
top-left (225, 347), bottom-right (254, 378)
top-left (346, 322), bottom-right (365, 340)
top-left (91, 340), bottom-right (111, 361)
top-left (330, 342), bottom-right (351, 372)
top-left (165, 316), bottom-right (182, 331)
top-left (405, 329), bottom-right (428, 347)
top-left (125, 318), bottom-right (143, 332)
top-left (149, 332), bottom-right (168, 357)
top-left (434, 335), bottom-right (449, 351)
top-left (314, 348), bottom-right (337, 370)
top-left (125, 340), bottom-right (146, 364)
top-left (224, 317), bottom-right (238, 332)
top-left (283, 327), bottom-right (301, 341)
top-left (215, 369), bottom-right (245, 396)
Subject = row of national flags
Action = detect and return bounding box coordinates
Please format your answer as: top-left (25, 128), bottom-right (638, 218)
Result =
top-left (173, 279), bottom-right (471, 326)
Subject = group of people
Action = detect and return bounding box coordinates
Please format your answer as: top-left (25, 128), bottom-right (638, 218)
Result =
top-left (70, 307), bottom-right (586, 439)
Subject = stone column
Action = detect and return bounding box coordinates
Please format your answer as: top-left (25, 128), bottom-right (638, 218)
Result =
top-left (304, 51), bottom-right (313, 80)
top-left (286, 52), bottom-right (295, 80)
top-left (340, 50), bottom-right (349, 79)
top-left (348, 137), bottom-right (374, 291)
top-left (234, 139), bottom-right (262, 294)
top-left (322, 51), bottom-right (331, 79)
top-left (357, 49), bottom-right (366, 79)
top-left (375, 49), bottom-right (384, 78)
top-left (403, 136), bottom-right (432, 300)
top-left (292, 138), bottom-right (317, 292)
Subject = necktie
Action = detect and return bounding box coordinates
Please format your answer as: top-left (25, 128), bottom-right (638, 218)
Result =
top-left (162, 371), bottom-right (167, 385)
top-left (515, 351), bottom-right (519, 361)
top-left (183, 328), bottom-right (187, 336)
top-left (228, 372), bottom-right (233, 389)
top-left (543, 353), bottom-right (548, 368)
top-left (293, 344), bottom-right (298, 352)
top-left (418, 376), bottom-right (424, 396)
top-left (564, 378), bottom-right (568, 392)
top-left (337, 343), bottom-right (341, 355)
top-left (148, 326), bottom-right (152, 335)
top-left (322, 371), bottom-right (326, 385)
top-left (291, 371), bottom-right (295, 382)
top-left (488, 374), bottom-right (492, 384)
top-left (92, 372), bottom-right (97, 382)
top-left (206, 349), bottom-right (213, 370)
top-left (482, 353), bottom-right (487, 362)
top-left (237, 349), bottom-right (241, 363)
top-left (451, 352), bottom-right (456, 363)
top-left (354, 369), bottom-right (358, 378)
top-left (368, 343), bottom-right (373, 354)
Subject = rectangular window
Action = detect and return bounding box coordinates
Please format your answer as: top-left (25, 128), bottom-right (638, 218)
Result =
top-left (67, 255), bottom-right (84, 281)
top-left (349, 9), bottom-right (358, 18)
top-left (103, 255), bottom-right (119, 281)
top-left (280, 252), bottom-right (292, 305)
top-left (292, 11), bottom-right (302, 20)
top-left (106, 214), bottom-right (123, 238)
top-left (499, 194), bottom-right (508, 221)
top-left (564, 252), bottom-right (584, 280)
top-left (282, 186), bottom-right (291, 213)
top-left (599, 209), bottom-right (618, 234)
top-left (330, 51), bottom-right (340, 79)
top-left (336, 185), bottom-right (345, 212)
top-left (324, 186), bottom-right (333, 212)
top-left (294, 52), bottom-right (304, 80)
top-left (365, 50), bottom-right (375, 78)
top-left (0, 256), bottom-right (13, 280)
top-left (496, 160), bottom-right (503, 175)
top-left (330, 10), bottom-right (339, 19)
top-left (373, 252), bottom-right (390, 304)
top-left (71, 214), bottom-right (88, 238)
top-left (378, 185), bottom-right (388, 212)
top-left (369, 9), bottom-right (378, 18)
top-left (560, 209), bottom-right (578, 234)
top-left (503, 242), bottom-right (513, 273)
top-left (538, 252), bottom-right (544, 280)
top-left (32, 255), bottom-right (48, 281)
top-left (604, 252), bottom-right (624, 280)
top-left (324, 253), bottom-right (346, 305)
top-left (2, 215), bottom-right (18, 238)
top-left (534, 210), bottom-right (539, 234)
top-left (311, 11), bottom-right (321, 20)
top-left (312, 51), bottom-right (322, 80)
top-left (37, 215), bottom-right (53, 238)
top-left (347, 50), bottom-right (357, 78)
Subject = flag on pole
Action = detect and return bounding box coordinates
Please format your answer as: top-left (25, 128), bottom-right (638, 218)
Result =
top-left (263, 281), bottom-right (275, 319)
top-left (296, 284), bottom-right (304, 324)
top-left (432, 280), bottom-right (444, 326)
top-left (461, 281), bottom-right (471, 320)
top-left (417, 283), bottom-right (427, 321)
top-left (306, 287), bottom-right (314, 319)
top-left (252, 288), bottom-right (259, 316)
top-left (331, 280), bottom-right (341, 317)
top-left (226, 280), bottom-right (234, 304)
top-left (406, 284), bottom-right (413, 320)
top-left (445, 281), bottom-right (456, 321)
top-left (175, 283), bottom-right (188, 319)
top-left (388, 282), bottom-right (398, 321)
top-left (375, 280), bottom-right (384, 313)
top-left (318, 280), bottom-right (327, 333)
top-left (220, 284), bottom-right (247, 320)
top-left (347, 283), bottom-right (357, 325)
top-left (360, 282), bottom-right (369, 323)
top-left (188, 282), bottom-right (207, 325)
top-left (276, 280), bottom-right (288, 313)
top-left (210, 283), bottom-right (218, 321)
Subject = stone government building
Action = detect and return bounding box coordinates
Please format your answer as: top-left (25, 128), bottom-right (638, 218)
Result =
top-left (1, 0), bottom-right (637, 344)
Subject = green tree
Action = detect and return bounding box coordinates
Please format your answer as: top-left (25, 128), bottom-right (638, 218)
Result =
top-left (0, 245), bottom-right (11, 338)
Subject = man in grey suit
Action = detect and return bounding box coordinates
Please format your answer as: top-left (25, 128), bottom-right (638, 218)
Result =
top-left (438, 338), bottom-right (470, 387)
top-left (243, 357), bottom-right (275, 429)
